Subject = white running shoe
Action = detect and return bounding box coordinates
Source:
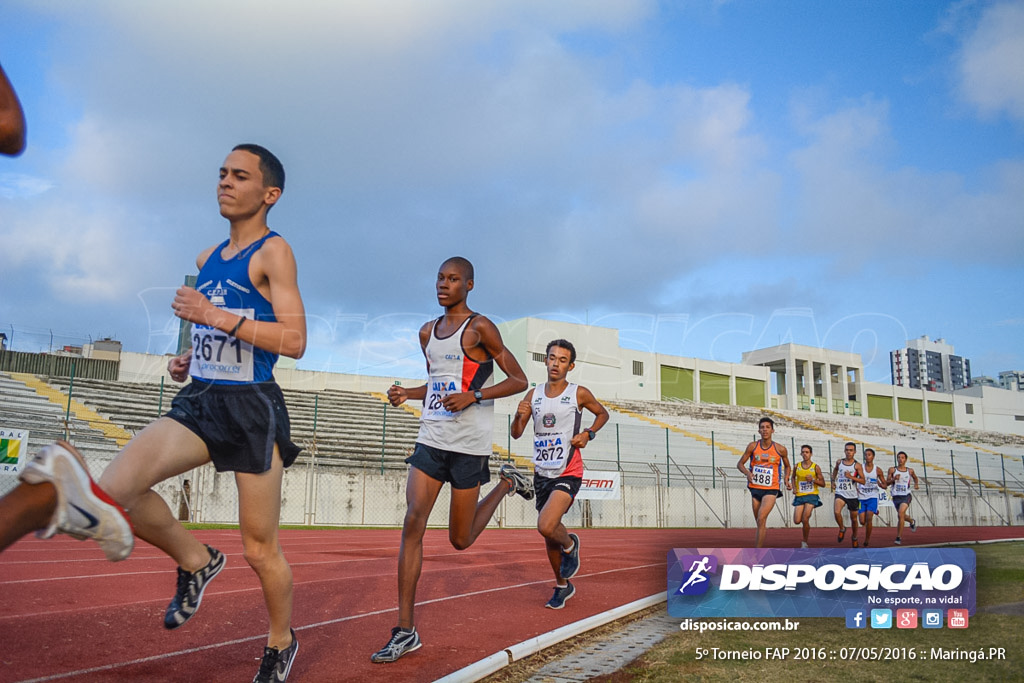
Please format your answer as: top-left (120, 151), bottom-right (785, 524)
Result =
top-left (499, 463), bottom-right (534, 500)
top-left (19, 441), bottom-right (134, 561)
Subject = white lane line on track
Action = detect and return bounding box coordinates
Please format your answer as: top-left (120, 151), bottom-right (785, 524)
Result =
top-left (0, 536), bottom-right (543, 565)
top-left (0, 540), bottom-right (643, 581)
top-left (0, 554), bottom-right (649, 620)
top-left (12, 562), bottom-right (662, 682)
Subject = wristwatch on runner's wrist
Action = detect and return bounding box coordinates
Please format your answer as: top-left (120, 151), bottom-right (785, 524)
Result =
top-left (473, 390), bottom-right (483, 403)
top-left (585, 428), bottom-right (596, 440)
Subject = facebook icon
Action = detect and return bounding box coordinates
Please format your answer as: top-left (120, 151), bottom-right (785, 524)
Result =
top-left (846, 609), bottom-right (866, 629)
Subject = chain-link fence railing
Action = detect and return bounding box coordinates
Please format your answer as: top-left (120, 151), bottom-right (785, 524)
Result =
top-left (3, 373), bottom-right (1024, 529)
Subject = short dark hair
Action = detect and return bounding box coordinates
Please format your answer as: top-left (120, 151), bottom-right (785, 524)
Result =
top-left (232, 143), bottom-right (285, 191)
top-left (801, 444), bottom-right (813, 453)
top-left (546, 339), bottom-right (576, 364)
top-left (441, 256), bottom-right (474, 281)
top-left (845, 441), bottom-right (857, 449)
top-left (897, 450), bottom-right (908, 460)
top-left (864, 448), bottom-right (875, 457)
top-left (758, 417), bottom-right (774, 428)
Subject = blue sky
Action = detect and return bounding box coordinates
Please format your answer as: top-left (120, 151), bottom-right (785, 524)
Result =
top-left (1, 0), bottom-right (1021, 386)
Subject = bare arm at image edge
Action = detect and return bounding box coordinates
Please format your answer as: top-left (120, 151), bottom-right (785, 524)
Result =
top-left (0, 63), bottom-right (27, 156)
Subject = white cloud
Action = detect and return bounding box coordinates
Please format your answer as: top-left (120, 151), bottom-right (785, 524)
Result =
top-left (790, 98), bottom-right (1024, 261)
top-left (3, 0), bottom-right (1021, 370)
top-left (1, 200), bottom-right (169, 302)
top-left (0, 173), bottom-right (53, 199)
top-left (955, 0), bottom-right (1024, 121)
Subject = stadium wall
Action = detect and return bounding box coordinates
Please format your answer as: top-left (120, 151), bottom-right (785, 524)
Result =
top-left (498, 317), bottom-right (770, 405)
top-left (953, 386), bottom-right (1024, 436)
top-left (154, 461), bottom-right (1024, 530)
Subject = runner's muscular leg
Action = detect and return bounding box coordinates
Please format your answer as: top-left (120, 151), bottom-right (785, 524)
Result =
top-left (755, 495), bottom-right (776, 547)
top-left (448, 475), bottom-right (509, 550)
top-left (236, 446), bottom-right (292, 649)
top-left (99, 418), bottom-right (211, 570)
top-left (800, 504), bottom-right (813, 542)
top-left (751, 496), bottom-right (763, 545)
top-left (538, 492), bottom-right (573, 580)
top-left (398, 467), bottom-right (444, 629)
top-left (904, 503), bottom-right (915, 526)
top-left (0, 483), bottom-right (56, 550)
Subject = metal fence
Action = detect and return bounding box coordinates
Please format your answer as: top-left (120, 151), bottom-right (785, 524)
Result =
top-left (6, 446), bottom-right (1021, 532)
top-left (152, 457), bottom-right (1024, 530)
top-left (0, 351), bottom-right (119, 381)
top-left (3, 374), bottom-right (1024, 530)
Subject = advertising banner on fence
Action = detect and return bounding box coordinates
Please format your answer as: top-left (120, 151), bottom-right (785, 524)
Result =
top-left (577, 471), bottom-right (620, 500)
top-left (668, 547), bottom-right (975, 618)
top-left (0, 428), bottom-right (30, 475)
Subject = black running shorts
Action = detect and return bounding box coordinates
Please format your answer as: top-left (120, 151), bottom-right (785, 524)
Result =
top-left (406, 443), bottom-right (491, 489)
top-left (533, 474), bottom-right (582, 512)
top-left (748, 487), bottom-right (781, 502)
top-left (166, 379), bottom-right (301, 474)
top-left (836, 495), bottom-right (860, 512)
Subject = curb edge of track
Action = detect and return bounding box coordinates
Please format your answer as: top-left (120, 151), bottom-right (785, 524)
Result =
top-left (433, 592), bottom-right (666, 683)
top-left (908, 537), bottom-right (1024, 547)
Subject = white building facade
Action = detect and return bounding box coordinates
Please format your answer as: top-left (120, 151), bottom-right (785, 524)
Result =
top-left (998, 371), bottom-right (1024, 392)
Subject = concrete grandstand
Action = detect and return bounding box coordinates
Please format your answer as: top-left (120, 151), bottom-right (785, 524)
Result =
top-left (1, 316), bottom-right (1022, 530)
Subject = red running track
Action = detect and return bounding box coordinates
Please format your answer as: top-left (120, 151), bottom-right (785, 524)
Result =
top-left (1, 525), bottom-right (1021, 682)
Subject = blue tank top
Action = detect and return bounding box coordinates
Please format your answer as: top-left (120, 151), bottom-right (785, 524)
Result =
top-left (189, 231), bottom-right (279, 384)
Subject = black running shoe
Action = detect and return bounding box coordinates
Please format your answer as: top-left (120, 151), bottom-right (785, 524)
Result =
top-left (164, 545), bottom-right (225, 629)
top-left (499, 463), bottom-right (534, 500)
top-left (253, 629), bottom-right (299, 683)
top-left (371, 626), bottom-right (422, 663)
top-left (545, 581), bottom-right (575, 609)
top-left (559, 533), bottom-right (581, 579)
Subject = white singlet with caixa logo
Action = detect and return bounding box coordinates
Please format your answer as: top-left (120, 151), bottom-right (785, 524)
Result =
top-left (835, 460), bottom-right (858, 499)
top-left (416, 315), bottom-right (494, 456)
top-left (530, 383), bottom-right (583, 479)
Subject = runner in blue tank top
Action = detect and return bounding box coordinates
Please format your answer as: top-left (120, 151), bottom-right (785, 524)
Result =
top-left (97, 144), bottom-right (305, 683)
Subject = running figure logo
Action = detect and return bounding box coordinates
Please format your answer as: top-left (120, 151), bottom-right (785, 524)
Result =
top-left (676, 555), bottom-right (717, 595)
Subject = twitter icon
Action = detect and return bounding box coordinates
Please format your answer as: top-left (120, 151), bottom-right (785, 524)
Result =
top-left (871, 609), bottom-right (892, 629)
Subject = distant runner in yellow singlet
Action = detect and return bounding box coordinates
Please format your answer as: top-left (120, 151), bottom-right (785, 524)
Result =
top-left (792, 445), bottom-right (825, 548)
